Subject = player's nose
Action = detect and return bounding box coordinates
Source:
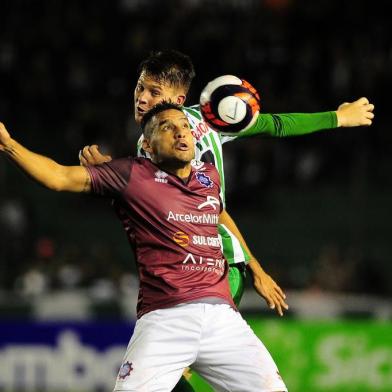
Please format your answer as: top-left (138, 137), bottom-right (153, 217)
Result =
top-left (173, 126), bottom-right (187, 139)
top-left (137, 90), bottom-right (149, 104)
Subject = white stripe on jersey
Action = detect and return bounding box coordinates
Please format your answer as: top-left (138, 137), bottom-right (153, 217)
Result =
top-left (219, 224), bottom-right (248, 264)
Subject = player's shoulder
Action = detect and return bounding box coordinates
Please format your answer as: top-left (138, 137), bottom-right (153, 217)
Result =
top-left (133, 156), bottom-right (153, 167)
top-left (103, 156), bottom-right (135, 177)
top-left (116, 157), bottom-right (156, 182)
top-left (183, 104), bottom-right (202, 119)
top-left (88, 156), bottom-right (135, 191)
top-left (104, 156), bottom-right (133, 168)
top-left (184, 104), bottom-right (201, 112)
top-left (184, 104), bottom-right (225, 143)
top-left (107, 156), bottom-right (154, 174)
top-left (191, 159), bottom-right (209, 170)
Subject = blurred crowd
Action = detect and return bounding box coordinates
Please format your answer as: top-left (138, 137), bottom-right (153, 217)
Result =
top-left (0, 0), bottom-right (391, 299)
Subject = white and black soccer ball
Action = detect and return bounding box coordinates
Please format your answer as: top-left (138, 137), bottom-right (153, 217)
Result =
top-left (199, 75), bottom-right (261, 135)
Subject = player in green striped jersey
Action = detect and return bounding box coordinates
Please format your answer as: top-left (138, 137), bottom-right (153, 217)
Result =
top-left (80, 48), bottom-right (373, 314)
top-left (80, 49), bottom-right (374, 392)
top-left (135, 96), bottom-right (372, 309)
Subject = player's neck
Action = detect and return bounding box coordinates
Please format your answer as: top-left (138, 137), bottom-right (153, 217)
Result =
top-left (158, 161), bottom-right (192, 181)
top-left (174, 165), bottom-right (192, 181)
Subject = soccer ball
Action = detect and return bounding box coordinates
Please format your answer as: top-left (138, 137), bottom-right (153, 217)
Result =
top-left (199, 75), bottom-right (260, 135)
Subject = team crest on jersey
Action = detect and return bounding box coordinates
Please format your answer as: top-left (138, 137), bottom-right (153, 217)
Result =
top-left (118, 361), bottom-right (133, 380)
top-left (154, 170), bottom-right (168, 183)
top-left (195, 172), bottom-right (213, 188)
top-left (191, 159), bottom-right (205, 170)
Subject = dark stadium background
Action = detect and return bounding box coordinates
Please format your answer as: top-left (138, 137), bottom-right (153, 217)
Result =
top-left (0, 1), bottom-right (391, 391)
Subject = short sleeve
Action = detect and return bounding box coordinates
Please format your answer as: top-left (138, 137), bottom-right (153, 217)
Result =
top-left (86, 157), bottom-right (133, 197)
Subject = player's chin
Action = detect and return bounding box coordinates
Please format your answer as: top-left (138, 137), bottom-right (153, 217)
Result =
top-left (175, 150), bottom-right (194, 163)
top-left (134, 113), bottom-right (142, 124)
top-left (134, 110), bottom-right (144, 124)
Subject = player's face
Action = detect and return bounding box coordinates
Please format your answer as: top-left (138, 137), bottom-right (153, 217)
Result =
top-left (146, 109), bottom-right (194, 165)
top-left (134, 72), bottom-right (186, 124)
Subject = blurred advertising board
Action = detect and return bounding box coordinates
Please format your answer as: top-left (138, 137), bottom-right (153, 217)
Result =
top-left (0, 321), bottom-right (132, 391)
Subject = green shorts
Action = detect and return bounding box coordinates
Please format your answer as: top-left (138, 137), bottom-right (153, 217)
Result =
top-left (228, 263), bottom-right (246, 306)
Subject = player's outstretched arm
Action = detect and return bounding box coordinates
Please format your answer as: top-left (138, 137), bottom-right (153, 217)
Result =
top-left (79, 144), bottom-right (112, 166)
top-left (0, 122), bottom-right (91, 192)
top-left (219, 209), bottom-right (288, 316)
top-left (236, 97), bottom-right (374, 139)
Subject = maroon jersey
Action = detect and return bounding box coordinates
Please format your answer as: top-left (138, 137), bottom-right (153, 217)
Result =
top-left (87, 158), bottom-right (235, 318)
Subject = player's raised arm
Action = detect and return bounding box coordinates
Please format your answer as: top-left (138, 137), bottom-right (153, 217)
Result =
top-left (0, 122), bottom-right (91, 193)
top-left (236, 97), bottom-right (374, 139)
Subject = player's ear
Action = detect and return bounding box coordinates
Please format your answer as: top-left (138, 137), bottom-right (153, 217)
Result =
top-left (176, 94), bottom-right (186, 105)
top-left (142, 138), bottom-right (153, 154)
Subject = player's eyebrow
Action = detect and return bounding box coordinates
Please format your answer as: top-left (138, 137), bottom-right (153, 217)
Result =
top-left (150, 84), bottom-right (163, 91)
top-left (158, 116), bottom-right (188, 127)
top-left (137, 78), bottom-right (164, 91)
top-left (158, 119), bottom-right (172, 127)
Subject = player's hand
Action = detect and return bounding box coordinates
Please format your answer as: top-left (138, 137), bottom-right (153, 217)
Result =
top-left (336, 97), bottom-right (374, 127)
top-left (79, 145), bottom-right (112, 166)
top-left (0, 122), bottom-right (13, 152)
top-left (248, 259), bottom-right (288, 316)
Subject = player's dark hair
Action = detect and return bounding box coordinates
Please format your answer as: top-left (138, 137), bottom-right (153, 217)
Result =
top-left (137, 50), bottom-right (195, 93)
top-left (141, 101), bottom-right (184, 138)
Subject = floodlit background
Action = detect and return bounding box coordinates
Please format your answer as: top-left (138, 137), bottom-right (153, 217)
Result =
top-left (0, 1), bottom-right (391, 391)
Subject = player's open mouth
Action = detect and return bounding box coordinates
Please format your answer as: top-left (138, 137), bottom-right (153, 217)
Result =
top-left (137, 106), bottom-right (147, 115)
top-left (175, 142), bottom-right (189, 151)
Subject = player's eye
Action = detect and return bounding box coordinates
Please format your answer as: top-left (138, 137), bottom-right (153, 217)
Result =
top-left (136, 84), bottom-right (143, 92)
top-left (152, 90), bottom-right (161, 97)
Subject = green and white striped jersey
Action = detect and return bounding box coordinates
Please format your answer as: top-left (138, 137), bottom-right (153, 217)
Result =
top-left (137, 104), bottom-right (250, 265)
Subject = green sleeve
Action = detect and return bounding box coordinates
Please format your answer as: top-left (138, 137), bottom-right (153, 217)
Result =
top-left (237, 111), bottom-right (338, 138)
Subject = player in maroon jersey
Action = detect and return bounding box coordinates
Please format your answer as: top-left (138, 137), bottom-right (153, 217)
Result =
top-left (0, 103), bottom-right (287, 391)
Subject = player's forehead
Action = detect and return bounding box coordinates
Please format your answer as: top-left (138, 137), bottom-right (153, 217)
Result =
top-left (155, 109), bottom-right (188, 125)
top-left (136, 71), bottom-right (176, 92)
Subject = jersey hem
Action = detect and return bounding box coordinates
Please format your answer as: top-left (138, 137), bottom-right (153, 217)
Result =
top-left (137, 293), bottom-right (236, 319)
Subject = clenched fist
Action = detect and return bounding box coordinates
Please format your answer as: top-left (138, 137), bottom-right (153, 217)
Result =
top-left (79, 144), bottom-right (112, 166)
top-left (336, 97), bottom-right (374, 127)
